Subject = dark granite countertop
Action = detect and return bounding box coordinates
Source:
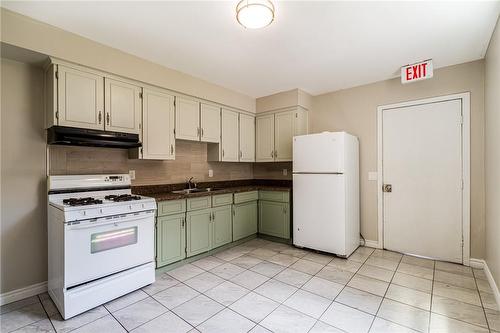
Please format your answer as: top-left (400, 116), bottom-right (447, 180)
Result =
top-left (132, 179), bottom-right (291, 202)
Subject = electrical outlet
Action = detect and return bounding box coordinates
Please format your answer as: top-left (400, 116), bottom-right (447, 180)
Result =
top-left (129, 170), bottom-right (136, 180)
top-left (283, 169), bottom-right (288, 176)
top-left (208, 169), bottom-right (213, 178)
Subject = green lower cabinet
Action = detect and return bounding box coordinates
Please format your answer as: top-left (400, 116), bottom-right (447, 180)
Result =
top-left (233, 201), bottom-right (258, 241)
top-left (156, 213), bottom-right (186, 268)
top-left (258, 200), bottom-right (290, 239)
top-left (186, 208), bottom-right (212, 257)
top-left (212, 205), bottom-right (233, 249)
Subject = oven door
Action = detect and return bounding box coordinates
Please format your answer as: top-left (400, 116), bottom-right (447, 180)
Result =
top-left (64, 210), bottom-right (155, 288)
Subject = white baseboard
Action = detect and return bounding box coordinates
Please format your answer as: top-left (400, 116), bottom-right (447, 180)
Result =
top-left (360, 238), bottom-right (381, 249)
top-left (470, 258), bottom-right (500, 309)
top-left (0, 281), bottom-right (47, 306)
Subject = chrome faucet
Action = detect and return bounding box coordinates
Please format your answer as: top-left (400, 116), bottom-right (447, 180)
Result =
top-left (186, 177), bottom-right (197, 189)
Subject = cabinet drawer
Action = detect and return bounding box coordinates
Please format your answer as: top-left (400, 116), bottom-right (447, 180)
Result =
top-left (187, 196), bottom-right (211, 211)
top-left (212, 193), bottom-right (233, 207)
top-left (258, 190), bottom-right (290, 203)
top-left (157, 199), bottom-right (186, 216)
top-left (234, 191), bottom-right (259, 204)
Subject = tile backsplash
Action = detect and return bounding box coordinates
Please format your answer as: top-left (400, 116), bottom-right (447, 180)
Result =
top-left (49, 140), bottom-right (291, 186)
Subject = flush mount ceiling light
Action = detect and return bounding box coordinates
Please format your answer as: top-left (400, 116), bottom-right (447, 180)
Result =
top-left (236, 0), bottom-right (275, 29)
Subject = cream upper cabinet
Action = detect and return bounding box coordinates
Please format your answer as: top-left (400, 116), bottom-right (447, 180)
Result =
top-left (175, 97), bottom-right (200, 141)
top-left (221, 109), bottom-right (239, 162)
top-left (239, 113), bottom-right (255, 162)
top-left (200, 103), bottom-right (220, 143)
top-left (256, 114), bottom-right (275, 162)
top-left (104, 78), bottom-right (142, 134)
top-left (142, 88), bottom-right (175, 160)
top-left (274, 110), bottom-right (294, 161)
top-left (57, 65), bottom-right (104, 130)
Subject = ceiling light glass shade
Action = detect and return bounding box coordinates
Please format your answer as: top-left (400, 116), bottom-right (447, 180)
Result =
top-left (236, 0), bottom-right (275, 29)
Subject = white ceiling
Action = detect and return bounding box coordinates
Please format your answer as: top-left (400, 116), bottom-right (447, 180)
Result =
top-left (3, 1), bottom-right (499, 97)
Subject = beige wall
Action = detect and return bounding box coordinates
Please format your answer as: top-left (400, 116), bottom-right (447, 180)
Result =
top-left (257, 89), bottom-right (312, 113)
top-left (312, 60), bottom-right (485, 258)
top-left (1, 59), bottom-right (46, 293)
top-left (50, 141), bottom-right (254, 186)
top-left (0, 8), bottom-right (255, 113)
top-left (485, 20), bottom-right (500, 288)
top-left (253, 162), bottom-right (292, 180)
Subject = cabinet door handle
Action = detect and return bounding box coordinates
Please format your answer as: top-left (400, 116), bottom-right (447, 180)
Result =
top-left (181, 218), bottom-right (185, 227)
top-left (239, 150), bottom-right (242, 158)
top-left (271, 151), bottom-right (274, 158)
top-left (197, 127), bottom-right (200, 137)
top-left (222, 149), bottom-right (225, 157)
top-left (106, 113), bottom-right (110, 125)
top-left (98, 111), bottom-right (102, 124)
top-left (201, 128), bottom-right (204, 137)
top-left (275, 150), bottom-right (278, 158)
top-left (170, 144), bottom-right (174, 155)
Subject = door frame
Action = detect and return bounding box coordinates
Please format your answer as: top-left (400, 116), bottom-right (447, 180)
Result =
top-left (377, 92), bottom-right (470, 265)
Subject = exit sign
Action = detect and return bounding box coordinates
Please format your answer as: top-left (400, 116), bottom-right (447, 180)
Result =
top-left (401, 59), bottom-right (433, 84)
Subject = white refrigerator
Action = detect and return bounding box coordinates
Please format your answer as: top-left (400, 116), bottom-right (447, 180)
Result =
top-left (293, 132), bottom-right (360, 257)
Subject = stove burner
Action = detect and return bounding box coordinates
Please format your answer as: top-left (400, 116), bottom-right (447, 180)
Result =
top-left (63, 197), bottom-right (103, 206)
top-left (105, 194), bottom-right (142, 202)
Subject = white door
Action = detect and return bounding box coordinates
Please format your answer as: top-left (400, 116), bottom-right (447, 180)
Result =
top-left (256, 114), bottom-right (275, 162)
top-left (142, 88), bottom-right (175, 160)
top-left (57, 66), bottom-right (104, 130)
top-left (175, 97), bottom-right (200, 141)
top-left (200, 103), bottom-right (220, 143)
top-left (104, 78), bottom-right (142, 134)
top-left (382, 99), bottom-right (463, 263)
top-left (221, 109), bottom-right (239, 162)
top-left (239, 113), bottom-right (255, 162)
top-left (274, 110), bottom-right (294, 161)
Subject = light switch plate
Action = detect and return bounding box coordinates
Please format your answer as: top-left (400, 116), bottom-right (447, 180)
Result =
top-left (368, 171), bottom-right (378, 181)
top-left (208, 169), bottom-right (213, 177)
top-left (129, 170), bottom-right (136, 180)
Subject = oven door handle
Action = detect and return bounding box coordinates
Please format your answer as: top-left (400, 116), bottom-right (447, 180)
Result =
top-left (66, 211), bottom-right (155, 230)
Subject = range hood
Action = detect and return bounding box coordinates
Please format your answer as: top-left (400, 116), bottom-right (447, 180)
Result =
top-left (47, 126), bottom-right (141, 149)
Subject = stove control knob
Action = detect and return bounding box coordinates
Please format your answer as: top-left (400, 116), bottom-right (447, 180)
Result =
top-left (129, 205), bottom-right (132, 210)
top-left (99, 209), bottom-right (103, 214)
top-left (83, 211), bottom-right (86, 216)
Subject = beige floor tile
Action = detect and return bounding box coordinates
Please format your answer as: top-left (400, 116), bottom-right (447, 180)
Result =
top-left (142, 274), bottom-right (180, 296)
top-left (320, 302), bottom-right (374, 333)
top-left (250, 248), bottom-right (278, 260)
top-left (113, 298), bottom-right (168, 331)
top-left (72, 315), bottom-right (125, 333)
top-left (358, 264), bottom-right (395, 282)
top-left (401, 255), bottom-right (435, 269)
top-left (435, 261), bottom-right (473, 277)
top-left (105, 289), bottom-right (149, 313)
top-left (191, 256), bottom-right (225, 271)
top-left (261, 305), bottom-right (317, 333)
top-left (167, 264), bottom-right (204, 282)
top-left (316, 266), bottom-right (354, 284)
top-left (209, 263), bottom-right (245, 279)
top-left (336, 286), bottom-right (383, 315)
top-left (475, 278), bottom-right (493, 293)
top-left (371, 249), bottom-right (403, 262)
top-left (391, 272), bottom-right (433, 293)
top-left (348, 274), bottom-right (389, 297)
top-left (50, 306), bottom-right (109, 333)
top-left (1, 303), bottom-right (47, 333)
top-left (0, 296), bottom-right (39, 315)
top-left (349, 251), bottom-right (371, 263)
top-left (431, 295), bottom-right (487, 328)
top-left (370, 317), bottom-right (420, 333)
top-left (486, 308), bottom-right (500, 332)
top-left (473, 268), bottom-right (488, 280)
top-left (283, 289), bottom-right (332, 318)
top-left (131, 311), bottom-right (193, 333)
top-left (204, 281), bottom-right (249, 306)
top-left (152, 284), bottom-right (200, 309)
top-left (377, 298), bottom-right (430, 333)
top-left (264, 242), bottom-right (292, 252)
top-left (365, 256), bottom-right (399, 271)
top-left (254, 279), bottom-right (298, 303)
top-left (184, 272), bottom-right (225, 293)
top-left (290, 259), bottom-right (325, 275)
top-left (429, 313), bottom-right (489, 333)
top-left (434, 269), bottom-right (476, 290)
top-left (433, 281), bottom-right (481, 306)
top-left (172, 295), bottom-right (224, 326)
top-left (197, 308), bottom-right (256, 333)
top-left (301, 276), bottom-right (344, 300)
top-left (480, 290), bottom-right (499, 311)
top-left (397, 262), bottom-right (434, 280)
top-left (386, 284), bottom-right (431, 310)
top-left (309, 321), bottom-right (345, 332)
top-left (280, 247), bottom-right (309, 258)
top-left (267, 253), bottom-right (300, 267)
top-left (229, 292), bottom-right (279, 322)
top-left (229, 255), bottom-right (262, 269)
top-left (274, 268), bottom-right (312, 288)
top-left (328, 258), bottom-right (363, 273)
top-left (250, 261), bottom-right (286, 277)
top-left (229, 269), bottom-right (269, 290)
top-left (12, 318), bottom-right (56, 333)
top-left (302, 252), bottom-right (335, 265)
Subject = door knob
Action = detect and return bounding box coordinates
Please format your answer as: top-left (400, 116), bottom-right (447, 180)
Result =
top-left (383, 184), bottom-right (392, 193)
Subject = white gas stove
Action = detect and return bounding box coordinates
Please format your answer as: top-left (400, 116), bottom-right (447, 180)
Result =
top-left (47, 174), bottom-right (156, 319)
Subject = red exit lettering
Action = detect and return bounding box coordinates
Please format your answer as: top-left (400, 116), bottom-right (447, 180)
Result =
top-left (402, 60), bottom-right (433, 84)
